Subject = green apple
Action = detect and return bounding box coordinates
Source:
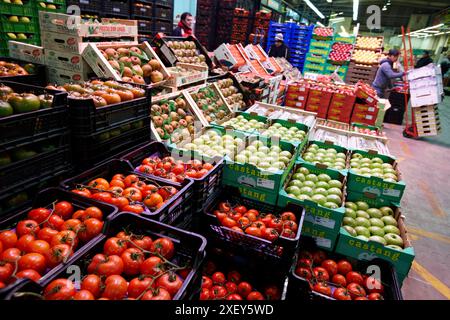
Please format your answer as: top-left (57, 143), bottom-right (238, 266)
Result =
top-left (8, 16), bottom-right (19, 22)
top-left (355, 217), bottom-right (370, 228)
top-left (370, 218), bottom-right (385, 228)
top-left (356, 210), bottom-right (370, 219)
top-left (17, 33), bottom-right (27, 40)
top-left (356, 201), bottom-right (369, 211)
top-left (381, 216), bottom-right (398, 227)
top-left (356, 235), bottom-right (369, 241)
top-left (343, 225), bottom-right (357, 237)
top-left (302, 181), bottom-right (315, 188)
top-left (258, 161), bottom-right (270, 169)
top-left (317, 174), bottom-right (331, 182)
top-left (384, 233), bottom-right (404, 247)
top-left (352, 153), bottom-right (363, 159)
top-left (314, 188), bottom-right (328, 197)
top-left (306, 174), bottom-right (318, 183)
top-left (300, 187), bottom-right (314, 196)
top-left (343, 217), bottom-right (357, 228)
top-left (316, 181), bottom-right (329, 189)
top-left (327, 187), bottom-right (342, 198)
top-left (298, 194), bottom-right (311, 201)
top-left (311, 194), bottom-right (327, 206)
top-left (371, 157), bottom-right (384, 164)
top-left (292, 173), bottom-right (306, 181)
top-left (355, 226), bottom-right (370, 238)
top-left (369, 226), bottom-right (385, 237)
top-left (336, 152), bottom-right (346, 159)
top-left (367, 208), bottom-right (383, 219)
top-left (384, 225), bottom-right (400, 236)
top-left (326, 194), bottom-right (341, 205)
top-left (328, 180), bottom-right (342, 189)
top-left (323, 202), bottom-right (339, 209)
top-left (297, 167), bottom-right (310, 175)
top-left (369, 235), bottom-right (387, 245)
top-left (288, 180), bottom-right (303, 188)
top-left (7, 33), bottom-right (17, 39)
top-left (344, 208), bottom-right (357, 219)
top-left (286, 186), bottom-right (301, 196)
top-left (386, 244), bottom-right (403, 251)
top-left (345, 202), bottom-right (358, 211)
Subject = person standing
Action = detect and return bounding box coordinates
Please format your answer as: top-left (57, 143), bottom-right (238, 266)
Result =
top-left (172, 12), bottom-right (194, 37)
top-left (268, 33), bottom-right (290, 60)
top-left (372, 49), bottom-right (405, 98)
top-left (415, 51), bottom-right (433, 69)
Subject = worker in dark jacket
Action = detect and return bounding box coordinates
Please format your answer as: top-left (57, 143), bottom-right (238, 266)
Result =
top-left (372, 49), bottom-right (405, 98)
top-left (172, 12), bottom-right (194, 37)
top-left (268, 33), bottom-right (290, 60)
top-left (415, 51), bottom-right (433, 69)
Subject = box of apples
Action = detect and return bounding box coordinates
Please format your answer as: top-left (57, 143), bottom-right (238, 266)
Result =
top-left (336, 191), bottom-right (415, 283)
top-left (355, 81), bottom-right (378, 107)
top-left (328, 42), bottom-right (354, 65)
top-left (313, 27), bottom-right (334, 40)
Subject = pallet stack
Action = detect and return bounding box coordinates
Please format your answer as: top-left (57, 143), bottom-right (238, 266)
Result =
top-left (413, 105), bottom-right (441, 137)
top-left (195, 0), bottom-right (218, 51)
top-left (345, 36), bottom-right (383, 85)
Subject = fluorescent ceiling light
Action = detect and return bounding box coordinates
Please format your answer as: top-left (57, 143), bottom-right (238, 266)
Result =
top-left (316, 21), bottom-right (325, 27)
top-left (382, 6), bottom-right (387, 11)
top-left (327, 0), bottom-right (332, 2)
top-left (330, 17), bottom-right (345, 23)
top-left (398, 23), bottom-right (445, 37)
top-left (304, 0), bottom-right (325, 19)
top-left (353, 22), bottom-right (360, 36)
top-left (434, 32), bottom-right (444, 36)
top-left (353, 0), bottom-right (359, 21)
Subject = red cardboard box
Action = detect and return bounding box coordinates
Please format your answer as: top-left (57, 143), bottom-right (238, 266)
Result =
top-left (353, 103), bottom-right (378, 116)
top-left (285, 99), bottom-right (306, 109)
top-left (351, 111), bottom-right (378, 126)
top-left (286, 92), bottom-right (308, 101)
top-left (327, 114), bottom-right (351, 123)
top-left (306, 103), bottom-right (328, 118)
top-left (355, 81), bottom-right (378, 106)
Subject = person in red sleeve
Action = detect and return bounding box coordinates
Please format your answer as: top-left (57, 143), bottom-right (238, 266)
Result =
top-left (172, 12), bottom-right (194, 37)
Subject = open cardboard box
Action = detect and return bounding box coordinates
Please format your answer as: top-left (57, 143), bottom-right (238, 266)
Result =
top-left (8, 41), bottom-right (44, 65)
top-left (82, 41), bottom-right (170, 87)
top-left (166, 63), bottom-right (208, 88)
top-left (44, 49), bottom-right (92, 75)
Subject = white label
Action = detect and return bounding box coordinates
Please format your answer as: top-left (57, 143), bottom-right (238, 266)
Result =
top-left (300, 87), bottom-right (305, 92)
top-left (298, 96), bottom-right (305, 101)
top-left (257, 178), bottom-right (275, 190)
top-left (367, 97), bottom-right (374, 103)
top-left (368, 107), bottom-right (375, 112)
top-left (305, 213), bottom-right (336, 229)
top-left (383, 188), bottom-right (401, 198)
top-left (113, 8), bottom-right (120, 13)
top-left (315, 237), bottom-right (332, 249)
top-left (366, 115), bottom-right (374, 120)
top-left (80, 0), bottom-right (89, 4)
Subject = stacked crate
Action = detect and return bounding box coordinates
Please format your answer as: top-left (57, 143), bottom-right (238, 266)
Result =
top-left (413, 105), bottom-right (441, 137)
top-left (325, 36), bottom-right (355, 80)
top-left (303, 27), bottom-right (334, 75)
top-left (345, 36), bottom-right (383, 85)
top-left (195, 0), bottom-right (218, 51)
top-left (249, 10), bottom-right (271, 48)
top-left (66, 0), bottom-right (101, 17)
top-left (153, 0), bottom-right (173, 34)
top-left (102, 0), bottom-right (130, 18)
top-left (131, 1), bottom-right (153, 36)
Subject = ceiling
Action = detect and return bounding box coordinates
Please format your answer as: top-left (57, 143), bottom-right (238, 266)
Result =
top-left (285, 0), bottom-right (449, 32)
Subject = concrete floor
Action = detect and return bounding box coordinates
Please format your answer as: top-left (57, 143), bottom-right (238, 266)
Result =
top-left (383, 96), bottom-right (450, 300)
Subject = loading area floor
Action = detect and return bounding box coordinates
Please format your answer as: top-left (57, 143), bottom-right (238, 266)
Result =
top-left (383, 96), bottom-right (450, 300)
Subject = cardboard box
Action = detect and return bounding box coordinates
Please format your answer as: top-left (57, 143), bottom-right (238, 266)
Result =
top-left (285, 99), bottom-right (306, 109)
top-left (166, 63), bottom-right (208, 88)
top-left (47, 67), bottom-right (89, 85)
top-left (8, 41), bottom-right (45, 64)
top-left (41, 31), bottom-right (89, 54)
top-left (214, 43), bottom-right (249, 69)
top-left (410, 85), bottom-right (442, 108)
top-left (353, 103), bottom-right (379, 115)
top-left (45, 49), bottom-right (91, 76)
top-left (407, 63), bottom-right (441, 81)
top-left (301, 222), bottom-right (339, 251)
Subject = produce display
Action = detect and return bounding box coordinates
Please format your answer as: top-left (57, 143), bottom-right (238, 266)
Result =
top-left (166, 40), bottom-right (208, 66)
top-left (310, 128), bottom-right (348, 148)
top-left (342, 201), bottom-right (403, 249)
top-left (167, 66), bottom-right (205, 78)
top-left (46, 80), bottom-right (146, 107)
top-left (201, 267), bottom-right (282, 300)
top-left (216, 78), bottom-right (246, 110)
top-left (302, 144), bottom-right (347, 171)
top-left (261, 123), bottom-right (307, 144)
top-left (348, 136), bottom-right (391, 156)
top-left (151, 94), bottom-right (196, 141)
top-left (0, 84), bottom-right (54, 117)
top-left (246, 104), bottom-right (316, 127)
top-left (221, 115), bottom-right (266, 133)
top-left (329, 43), bottom-right (353, 63)
top-left (40, 233), bottom-right (186, 300)
top-left (211, 202), bottom-right (298, 240)
top-left (313, 27), bottom-right (334, 38)
top-left (294, 249), bottom-right (387, 300)
top-left (349, 154), bottom-right (398, 182)
top-left (356, 36), bottom-right (383, 50)
top-left (351, 125), bottom-right (386, 138)
top-left (99, 46), bottom-right (166, 84)
top-left (136, 156), bottom-right (215, 182)
top-left (70, 174), bottom-right (179, 214)
top-left (285, 167), bottom-right (344, 209)
top-left (0, 202), bottom-right (105, 288)
top-left (190, 85), bottom-right (231, 123)
top-left (352, 50), bottom-right (380, 64)
top-left (0, 61), bottom-right (32, 77)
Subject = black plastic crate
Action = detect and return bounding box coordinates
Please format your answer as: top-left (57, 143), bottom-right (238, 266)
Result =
top-left (154, 19), bottom-right (173, 34)
top-left (102, 0), bottom-right (130, 18)
top-left (0, 57), bottom-right (47, 86)
top-left (61, 159), bottom-right (194, 225)
top-left (154, 0), bottom-right (173, 8)
top-left (70, 121), bottom-right (150, 168)
top-left (0, 81), bottom-right (68, 148)
top-left (154, 5), bottom-right (172, 21)
top-left (66, 0), bottom-right (101, 13)
top-left (202, 186), bottom-right (306, 269)
top-left (131, 2), bottom-right (152, 19)
top-left (120, 142), bottom-right (224, 216)
top-left (3, 212), bottom-right (206, 300)
top-left (137, 19), bottom-right (153, 33)
top-left (286, 237), bottom-right (403, 301)
top-left (0, 188), bottom-right (118, 296)
top-left (0, 134), bottom-right (71, 194)
top-left (68, 80), bottom-right (150, 136)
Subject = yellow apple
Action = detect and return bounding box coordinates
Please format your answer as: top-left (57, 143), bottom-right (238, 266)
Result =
top-left (38, 2), bottom-right (46, 8)
top-left (8, 16), bottom-right (19, 23)
top-left (3, 0), bottom-right (12, 3)
top-left (20, 16), bottom-right (30, 23)
top-left (47, 4), bottom-right (56, 9)
top-left (7, 33), bottom-right (17, 39)
top-left (17, 33), bottom-right (27, 39)
top-left (12, 0), bottom-right (23, 4)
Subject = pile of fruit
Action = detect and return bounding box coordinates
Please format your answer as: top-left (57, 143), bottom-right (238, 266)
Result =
top-left (352, 49), bottom-right (380, 64)
top-left (317, 120), bottom-right (349, 131)
top-left (350, 154), bottom-right (398, 182)
top-left (261, 123), bottom-right (307, 143)
top-left (0, 61), bottom-right (32, 77)
top-left (46, 80), bottom-right (146, 108)
top-left (285, 167), bottom-right (343, 209)
top-left (201, 265), bottom-right (282, 300)
top-left (221, 115), bottom-right (267, 133)
top-left (4, 15), bottom-right (32, 24)
top-left (301, 144), bottom-right (347, 171)
top-left (0, 202), bottom-right (105, 289)
top-left (179, 130), bottom-right (245, 158)
top-left (216, 78), bottom-right (246, 110)
top-left (342, 201), bottom-right (403, 249)
top-left (313, 27), bottom-right (334, 38)
top-left (191, 86), bottom-right (230, 123)
top-left (167, 65), bottom-right (205, 78)
top-left (294, 249), bottom-right (386, 300)
top-left (39, 233), bottom-right (187, 300)
top-left (99, 46), bottom-right (166, 84)
top-left (0, 140), bottom-right (59, 167)
top-left (351, 125), bottom-right (386, 137)
top-left (137, 156), bottom-right (215, 182)
top-left (166, 40), bottom-right (207, 66)
top-left (212, 202), bottom-right (298, 240)
top-left (356, 36), bottom-right (383, 50)
top-left (0, 84), bottom-right (54, 117)
top-left (151, 95), bottom-right (195, 140)
top-left (329, 43), bottom-right (353, 62)
top-left (233, 140), bottom-right (294, 172)
top-left (70, 174), bottom-right (179, 214)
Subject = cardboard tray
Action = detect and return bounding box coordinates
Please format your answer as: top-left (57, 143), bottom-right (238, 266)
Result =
top-left (166, 63), bottom-right (209, 88)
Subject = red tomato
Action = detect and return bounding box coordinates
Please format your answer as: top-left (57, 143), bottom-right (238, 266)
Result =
top-left (44, 215), bottom-right (65, 231)
top-left (44, 279), bottom-right (76, 300)
top-left (61, 219), bottom-right (82, 233)
top-left (267, 218), bottom-right (283, 233)
top-left (141, 287), bottom-right (171, 300)
top-left (2, 248), bottom-right (22, 263)
top-left (281, 228), bottom-right (296, 239)
top-left (347, 283), bottom-right (367, 299)
top-left (226, 294), bottom-right (243, 300)
top-left (313, 267), bottom-right (330, 282)
top-left (129, 235), bottom-right (153, 251)
top-left (16, 234), bottom-right (35, 252)
top-left (28, 240), bottom-right (50, 256)
top-left (27, 208), bottom-right (51, 224)
top-left (225, 282), bottom-right (238, 293)
top-left (297, 258), bottom-right (313, 268)
top-left (37, 228), bottom-right (58, 244)
top-left (332, 274), bottom-right (347, 287)
top-left (202, 276), bottom-right (213, 289)
top-left (91, 192), bottom-right (113, 204)
top-left (81, 274), bottom-right (102, 299)
top-left (247, 209), bottom-right (259, 217)
top-left (200, 288), bottom-right (211, 300)
top-left (73, 290), bottom-right (95, 300)
top-left (221, 217), bottom-right (238, 228)
top-left (262, 228), bottom-right (279, 241)
top-left (333, 288), bottom-right (352, 300)
top-left (337, 260), bottom-right (353, 275)
top-left (313, 282), bottom-right (331, 296)
top-left (283, 220), bottom-right (298, 233)
top-left (103, 237), bottom-right (128, 256)
top-left (245, 226), bottom-right (262, 238)
top-left (261, 214), bottom-right (275, 225)
top-left (346, 271), bottom-right (364, 286)
top-left (368, 292), bottom-right (384, 300)
top-left (295, 267), bottom-right (312, 280)
top-left (212, 272), bottom-right (226, 285)
top-left (264, 285), bottom-right (281, 300)
top-left (17, 220), bottom-right (40, 237)
top-left (51, 231), bottom-right (78, 249)
top-left (121, 248), bottom-right (144, 276)
top-left (0, 262), bottom-right (13, 282)
top-left (123, 175), bottom-right (139, 187)
top-left (16, 269), bottom-right (41, 282)
top-left (150, 238), bottom-right (174, 259)
top-left (83, 207), bottom-right (104, 221)
top-left (71, 188), bottom-right (92, 198)
top-left (247, 291), bottom-right (265, 300)
top-left (234, 206), bottom-right (247, 214)
top-left (128, 276), bottom-right (153, 299)
top-left (18, 253), bottom-right (47, 274)
top-left (156, 272), bottom-right (183, 297)
top-left (312, 250), bottom-right (327, 265)
top-left (122, 204), bottom-right (145, 214)
top-left (45, 244), bottom-right (72, 268)
top-left (54, 201), bottom-right (74, 220)
top-left (87, 254), bottom-right (124, 276)
top-left (281, 212), bottom-right (296, 221)
top-left (79, 218), bottom-right (104, 243)
top-left (321, 259), bottom-right (338, 277)
top-left (237, 282), bottom-right (252, 298)
top-left (227, 270), bottom-right (242, 284)
top-left (210, 285), bottom-right (227, 299)
top-left (101, 275), bottom-right (128, 300)
top-left (140, 256), bottom-right (163, 277)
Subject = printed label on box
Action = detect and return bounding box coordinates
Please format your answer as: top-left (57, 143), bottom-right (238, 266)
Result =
top-left (305, 213), bottom-right (336, 229)
top-left (315, 237), bottom-right (332, 249)
top-left (257, 178), bottom-right (275, 190)
top-left (382, 189), bottom-right (401, 198)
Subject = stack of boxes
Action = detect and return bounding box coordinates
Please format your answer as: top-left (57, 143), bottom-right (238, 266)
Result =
top-left (305, 83), bottom-right (333, 118)
top-left (153, 0), bottom-right (174, 35)
top-left (325, 36), bottom-right (355, 80)
top-left (249, 10), bottom-right (271, 48)
top-left (66, 0), bottom-right (101, 17)
top-left (351, 81), bottom-right (379, 126)
top-left (345, 36), bottom-right (383, 85)
top-left (195, 0), bottom-right (218, 51)
top-left (327, 86), bottom-right (356, 123)
top-left (230, 8), bottom-right (251, 44)
top-left (215, 1), bottom-right (255, 47)
top-left (102, 0), bottom-right (130, 19)
top-left (284, 80), bottom-right (309, 109)
top-left (303, 27), bottom-right (334, 75)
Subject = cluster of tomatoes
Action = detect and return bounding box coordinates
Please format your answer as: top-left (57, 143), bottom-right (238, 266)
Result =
top-left (0, 202), bottom-right (105, 289)
top-left (294, 250), bottom-right (385, 300)
top-left (71, 173), bottom-right (179, 214)
top-left (137, 156), bottom-right (215, 183)
top-left (213, 202), bottom-right (298, 241)
top-left (41, 232), bottom-right (187, 300)
top-left (200, 262), bottom-right (281, 301)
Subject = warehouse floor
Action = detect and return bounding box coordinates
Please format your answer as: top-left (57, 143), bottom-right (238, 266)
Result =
top-left (383, 96), bottom-right (450, 300)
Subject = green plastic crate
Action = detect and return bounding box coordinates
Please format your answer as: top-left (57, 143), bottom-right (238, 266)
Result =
top-left (278, 162), bottom-right (346, 233)
top-left (1, 16), bottom-right (39, 33)
top-left (36, 4), bottom-right (67, 14)
top-left (213, 112), bottom-right (269, 136)
top-left (0, 48), bottom-right (9, 57)
top-left (0, 1), bottom-right (36, 16)
top-left (309, 39), bottom-right (332, 49)
top-left (40, 0), bottom-right (66, 4)
top-left (1, 33), bottom-right (40, 45)
top-left (347, 150), bottom-right (405, 203)
top-left (303, 61), bottom-right (326, 73)
top-left (333, 36), bottom-right (356, 44)
top-left (262, 118), bottom-right (310, 149)
top-left (305, 54), bottom-right (327, 64)
top-left (301, 221), bottom-right (339, 251)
